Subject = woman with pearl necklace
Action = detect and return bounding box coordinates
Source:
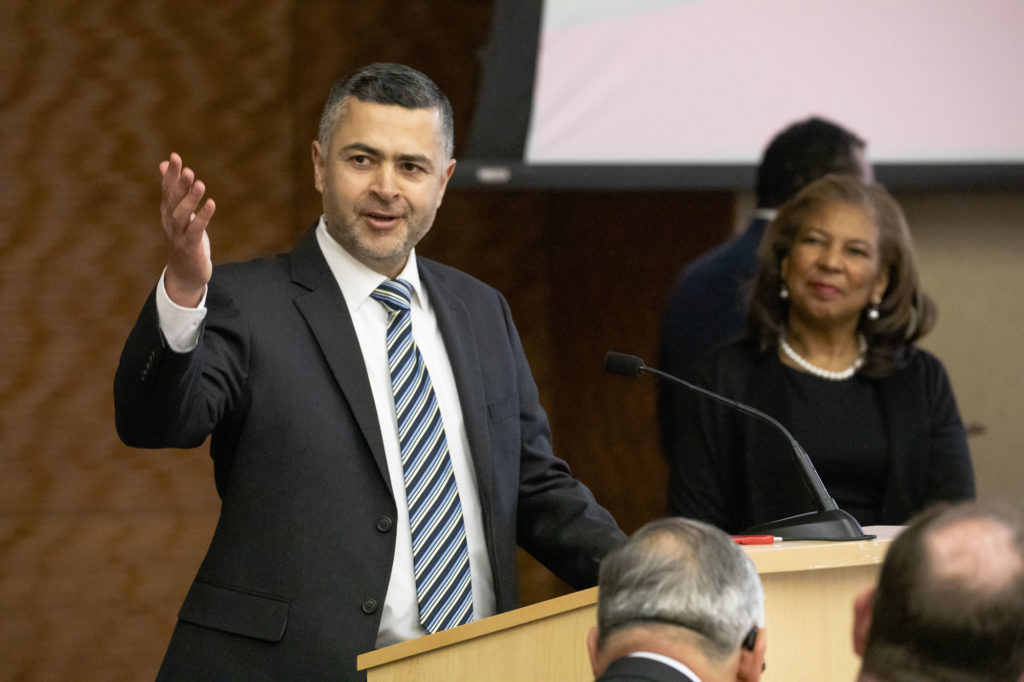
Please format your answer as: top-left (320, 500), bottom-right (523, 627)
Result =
top-left (666, 175), bottom-right (975, 533)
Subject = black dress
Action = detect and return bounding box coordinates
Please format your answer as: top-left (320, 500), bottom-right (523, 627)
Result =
top-left (665, 339), bottom-right (975, 533)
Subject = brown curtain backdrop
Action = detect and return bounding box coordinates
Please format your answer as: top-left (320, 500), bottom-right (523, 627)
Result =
top-left (0, 2), bottom-right (731, 678)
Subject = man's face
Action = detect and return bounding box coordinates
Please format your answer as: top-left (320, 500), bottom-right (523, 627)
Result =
top-left (312, 97), bottom-right (455, 277)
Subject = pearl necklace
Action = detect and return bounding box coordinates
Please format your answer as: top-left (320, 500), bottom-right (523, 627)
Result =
top-left (779, 332), bottom-right (867, 381)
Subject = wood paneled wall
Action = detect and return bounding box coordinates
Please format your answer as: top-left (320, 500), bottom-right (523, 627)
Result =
top-left (0, 2), bottom-right (731, 678)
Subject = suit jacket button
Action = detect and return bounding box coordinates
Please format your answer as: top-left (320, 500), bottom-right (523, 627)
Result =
top-left (376, 516), bottom-right (393, 533)
top-left (361, 598), bottom-right (378, 614)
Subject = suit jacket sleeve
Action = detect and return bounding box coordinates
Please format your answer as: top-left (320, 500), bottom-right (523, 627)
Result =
top-left (486, 287), bottom-right (626, 590)
top-left (114, 282), bottom-right (248, 453)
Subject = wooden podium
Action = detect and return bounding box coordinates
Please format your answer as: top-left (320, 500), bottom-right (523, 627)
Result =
top-left (358, 526), bottom-right (900, 681)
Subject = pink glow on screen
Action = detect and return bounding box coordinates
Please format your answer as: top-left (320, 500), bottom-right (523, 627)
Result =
top-left (526, 0), bottom-right (1024, 164)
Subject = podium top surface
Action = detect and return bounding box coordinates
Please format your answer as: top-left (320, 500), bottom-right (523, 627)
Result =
top-left (357, 525), bottom-right (902, 672)
top-left (358, 585), bottom-right (599, 671)
top-left (741, 525), bottom-right (901, 574)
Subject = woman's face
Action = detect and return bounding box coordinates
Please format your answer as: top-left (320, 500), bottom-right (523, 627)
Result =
top-left (780, 200), bottom-right (889, 332)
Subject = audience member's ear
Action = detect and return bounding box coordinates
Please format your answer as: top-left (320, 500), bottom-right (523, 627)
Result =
top-left (586, 626), bottom-right (602, 678)
top-left (737, 627), bottom-right (767, 681)
top-left (852, 586), bottom-right (876, 656)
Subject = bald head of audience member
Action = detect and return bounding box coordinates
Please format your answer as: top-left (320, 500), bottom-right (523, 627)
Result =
top-left (853, 502), bottom-right (1024, 682)
top-left (588, 517), bottom-right (766, 682)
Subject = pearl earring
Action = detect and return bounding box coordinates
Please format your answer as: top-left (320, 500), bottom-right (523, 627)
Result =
top-left (867, 300), bottom-right (881, 320)
top-left (779, 283), bottom-right (789, 300)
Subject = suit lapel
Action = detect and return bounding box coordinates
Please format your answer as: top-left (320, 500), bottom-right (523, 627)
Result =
top-left (289, 228), bottom-right (392, 493)
top-left (420, 262), bottom-right (495, 514)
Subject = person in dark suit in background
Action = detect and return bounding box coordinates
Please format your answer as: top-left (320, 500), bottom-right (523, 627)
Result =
top-left (587, 518), bottom-right (766, 682)
top-left (115, 62), bottom-right (625, 680)
top-left (657, 117), bottom-right (871, 464)
top-left (852, 501), bottom-right (1024, 682)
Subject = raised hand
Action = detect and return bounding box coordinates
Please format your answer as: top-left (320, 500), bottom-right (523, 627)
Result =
top-left (160, 152), bottom-right (216, 307)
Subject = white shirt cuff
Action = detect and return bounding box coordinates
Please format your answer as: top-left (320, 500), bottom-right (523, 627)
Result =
top-left (156, 269), bottom-right (208, 353)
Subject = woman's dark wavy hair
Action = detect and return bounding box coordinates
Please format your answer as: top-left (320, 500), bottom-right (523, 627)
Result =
top-left (747, 174), bottom-right (935, 378)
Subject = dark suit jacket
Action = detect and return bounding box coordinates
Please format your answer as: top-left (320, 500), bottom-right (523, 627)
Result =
top-left (115, 227), bottom-right (625, 680)
top-left (657, 218), bottom-right (768, 463)
top-left (666, 339), bottom-right (975, 533)
top-left (596, 655), bottom-right (700, 682)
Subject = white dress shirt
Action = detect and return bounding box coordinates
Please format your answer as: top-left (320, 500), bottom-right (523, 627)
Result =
top-left (155, 217), bottom-right (496, 648)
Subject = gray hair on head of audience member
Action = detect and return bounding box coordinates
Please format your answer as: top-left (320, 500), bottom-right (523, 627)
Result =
top-left (596, 517), bottom-right (765, 661)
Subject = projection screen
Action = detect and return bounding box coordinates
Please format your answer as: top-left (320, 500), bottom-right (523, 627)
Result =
top-left (457, 0), bottom-right (1024, 189)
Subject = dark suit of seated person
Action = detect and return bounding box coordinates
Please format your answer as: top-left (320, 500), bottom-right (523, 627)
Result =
top-left (587, 517), bottom-right (766, 682)
top-left (852, 501), bottom-right (1024, 682)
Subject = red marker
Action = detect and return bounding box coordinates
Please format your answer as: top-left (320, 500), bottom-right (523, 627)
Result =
top-left (732, 535), bottom-right (783, 545)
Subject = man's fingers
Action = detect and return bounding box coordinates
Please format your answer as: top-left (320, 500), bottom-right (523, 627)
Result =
top-left (197, 197), bottom-right (216, 222)
top-left (160, 153), bottom-right (200, 217)
top-left (175, 200), bottom-right (214, 241)
top-left (159, 152), bottom-right (178, 175)
top-left (160, 152), bottom-right (182, 186)
top-left (159, 153), bottom-right (215, 261)
top-left (164, 166), bottom-right (195, 206)
top-left (185, 198), bottom-right (217, 237)
top-left (158, 152), bottom-right (214, 299)
top-left (166, 176), bottom-right (212, 236)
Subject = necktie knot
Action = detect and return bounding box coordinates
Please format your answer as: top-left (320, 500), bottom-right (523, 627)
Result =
top-left (371, 279), bottom-right (412, 314)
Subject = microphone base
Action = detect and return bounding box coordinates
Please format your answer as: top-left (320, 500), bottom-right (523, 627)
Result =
top-left (741, 508), bottom-right (875, 542)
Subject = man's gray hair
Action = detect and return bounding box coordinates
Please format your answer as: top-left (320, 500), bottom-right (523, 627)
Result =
top-left (596, 517), bottom-right (765, 661)
top-left (317, 62), bottom-right (454, 160)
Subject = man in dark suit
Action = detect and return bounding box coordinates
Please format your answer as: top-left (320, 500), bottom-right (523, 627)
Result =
top-left (852, 501), bottom-right (1024, 682)
top-left (587, 518), bottom-right (766, 682)
top-left (656, 117), bottom-right (871, 461)
top-left (115, 62), bottom-right (625, 680)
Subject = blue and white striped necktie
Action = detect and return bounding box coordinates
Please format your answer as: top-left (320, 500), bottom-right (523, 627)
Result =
top-left (371, 278), bottom-right (474, 633)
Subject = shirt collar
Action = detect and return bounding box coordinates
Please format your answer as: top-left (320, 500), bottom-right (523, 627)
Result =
top-left (315, 216), bottom-right (426, 314)
top-left (628, 651), bottom-right (702, 681)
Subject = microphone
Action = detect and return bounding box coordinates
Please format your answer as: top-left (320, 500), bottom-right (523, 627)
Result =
top-left (604, 351), bottom-right (872, 541)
